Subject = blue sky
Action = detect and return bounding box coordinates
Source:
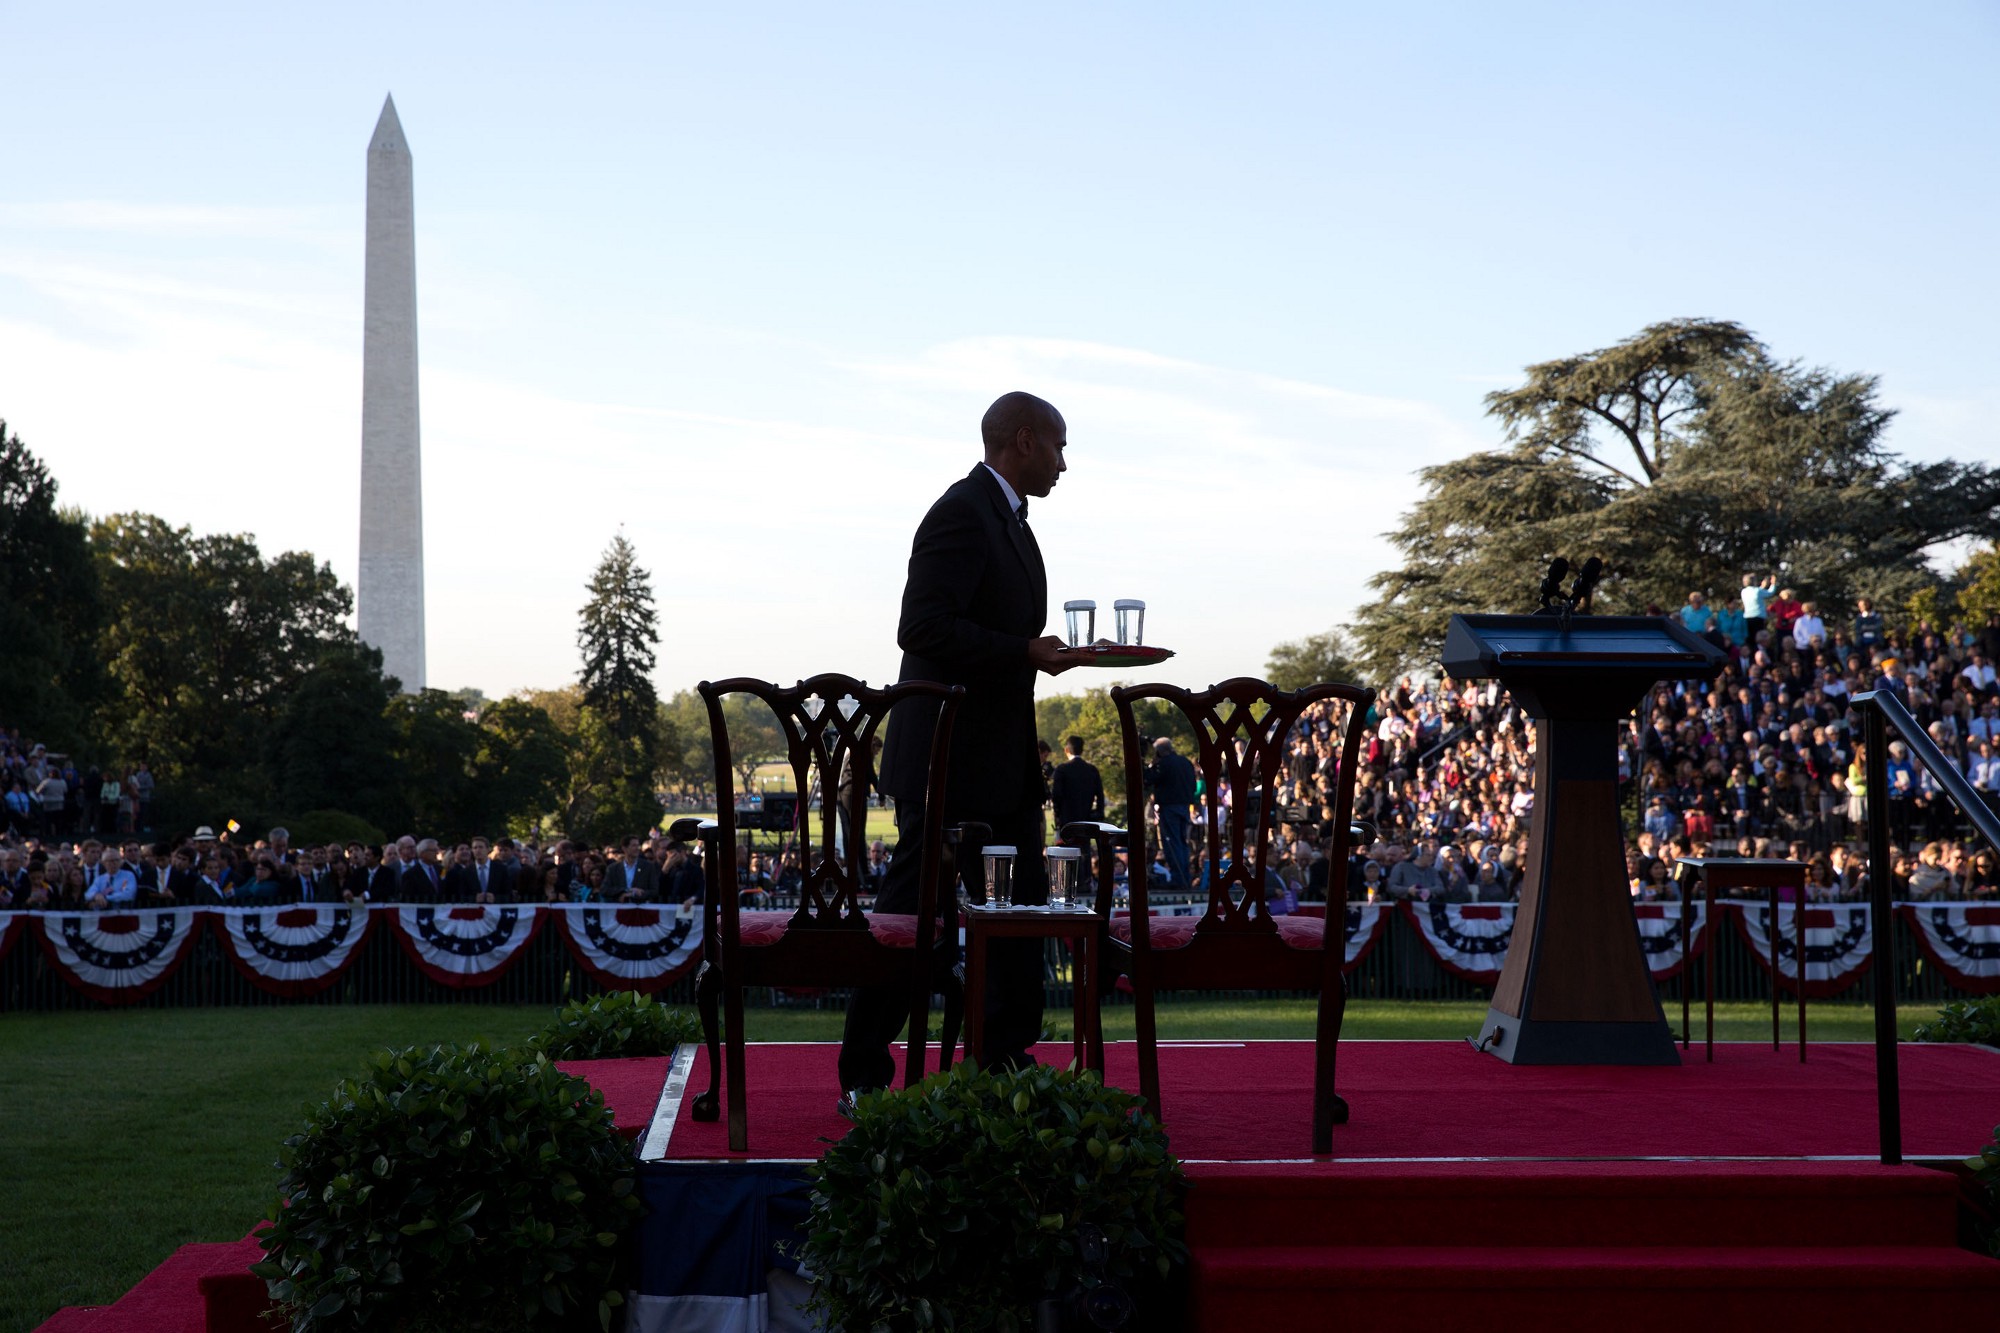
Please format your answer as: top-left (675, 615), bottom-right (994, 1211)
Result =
top-left (2, 3), bottom-right (1995, 698)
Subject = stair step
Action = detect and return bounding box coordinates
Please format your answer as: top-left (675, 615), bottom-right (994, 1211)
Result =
top-left (1185, 1162), bottom-right (1961, 1248)
top-left (1191, 1245), bottom-right (2000, 1332)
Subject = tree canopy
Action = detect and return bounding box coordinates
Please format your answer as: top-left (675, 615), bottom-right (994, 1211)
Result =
top-left (1352, 319), bottom-right (2000, 678)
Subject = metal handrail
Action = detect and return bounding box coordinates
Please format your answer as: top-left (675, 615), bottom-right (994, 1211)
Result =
top-left (1849, 688), bottom-right (2000, 1166)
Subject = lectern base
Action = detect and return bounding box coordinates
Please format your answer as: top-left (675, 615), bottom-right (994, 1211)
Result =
top-left (1476, 1009), bottom-right (1682, 1066)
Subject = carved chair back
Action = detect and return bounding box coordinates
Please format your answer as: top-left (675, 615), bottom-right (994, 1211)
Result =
top-left (1111, 677), bottom-right (1375, 936)
top-left (698, 674), bottom-right (960, 933)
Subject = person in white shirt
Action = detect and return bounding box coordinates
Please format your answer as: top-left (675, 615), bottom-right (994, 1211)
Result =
top-left (1960, 651), bottom-right (1997, 697)
top-left (1969, 702), bottom-right (2000, 746)
top-left (1791, 601), bottom-right (1826, 653)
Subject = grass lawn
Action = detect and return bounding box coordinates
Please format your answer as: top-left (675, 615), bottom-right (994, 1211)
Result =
top-left (0, 998), bottom-right (1932, 1331)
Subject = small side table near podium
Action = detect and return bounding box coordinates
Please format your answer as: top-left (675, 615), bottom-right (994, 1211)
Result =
top-left (962, 902), bottom-right (1104, 1073)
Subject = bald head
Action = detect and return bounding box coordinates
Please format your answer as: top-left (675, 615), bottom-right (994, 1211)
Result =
top-left (981, 392), bottom-right (1068, 499)
top-left (982, 392), bottom-right (1061, 460)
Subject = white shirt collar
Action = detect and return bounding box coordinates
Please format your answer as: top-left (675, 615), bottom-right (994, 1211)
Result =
top-left (982, 463), bottom-right (1023, 516)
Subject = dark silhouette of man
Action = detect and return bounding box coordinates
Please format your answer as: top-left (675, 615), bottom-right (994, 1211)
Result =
top-left (1146, 736), bottom-right (1199, 890)
top-left (1050, 735), bottom-right (1105, 831)
top-left (841, 391), bottom-right (1079, 1097)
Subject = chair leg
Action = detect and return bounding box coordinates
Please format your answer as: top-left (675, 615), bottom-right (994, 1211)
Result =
top-left (724, 970), bottom-right (749, 1153)
top-left (937, 964), bottom-right (963, 1072)
top-left (903, 981), bottom-right (930, 1088)
top-left (1134, 978), bottom-right (1162, 1120)
top-left (1312, 975), bottom-right (1350, 1154)
top-left (689, 962), bottom-right (721, 1123)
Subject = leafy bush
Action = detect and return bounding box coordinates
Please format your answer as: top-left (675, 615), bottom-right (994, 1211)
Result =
top-left (254, 1041), bottom-right (641, 1333)
top-left (804, 1061), bottom-right (1188, 1333)
top-left (1912, 995), bottom-right (2000, 1047)
top-left (1966, 1123), bottom-right (2000, 1258)
top-left (530, 990), bottom-right (701, 1061)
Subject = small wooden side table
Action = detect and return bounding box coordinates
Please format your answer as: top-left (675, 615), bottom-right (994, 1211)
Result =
top-left (1675, 856), bottom-right (1808, 1063)
top-left (963, 903), bottom-right (1103, 1073)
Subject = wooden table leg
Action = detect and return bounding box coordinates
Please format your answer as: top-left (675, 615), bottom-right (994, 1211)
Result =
top-left (1770, 882), bottom-right (1781, 1053)
top-left (1680, 895), bottom-right (1691, 1049)
top-left (1070, 935), bottom-right (1087, 1071)
top-left (965, 923), bottom-right (987, 1070)
top-left (1796, 877), bottom-right (1808, 1063)
top-left (1705, 875), bottom-right (1716, 1064)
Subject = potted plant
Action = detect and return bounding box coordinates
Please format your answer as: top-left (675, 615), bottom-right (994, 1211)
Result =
top-left (803, 1061), bottom-right (1187, 1332)
top-left (531, 989), bottom-right (701, 1061)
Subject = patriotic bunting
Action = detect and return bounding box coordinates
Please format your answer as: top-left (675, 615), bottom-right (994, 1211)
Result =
top-left (213, 904), bottom-right (376, 998)
top-left (0, 911), bottom-right (22, 967)
top-left (1403, 901), bottom-right (1514, 984)
top-left (1899, 903), bottom-right (2000, 995)
top-left (1732, 902), bottom-right (1874, 999)
top-left (1633, 902), bottom-right (1708, 981)
top-left (553, 904), bottom-right (704, 992)
top-left (1339, 903), bottom-right (1391, 970)
top-left (391, 905), bottom-right (546, 989)
top-left (38, 907), bottom-right (201, 1004)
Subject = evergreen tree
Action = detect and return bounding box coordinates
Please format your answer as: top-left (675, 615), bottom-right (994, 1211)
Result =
top-left (573, 536), bottom-right (664, 840)
top-left (0, 421), bottom-right (101, 744)
top-left (578, 535), bottom-right (661, 746)
top-left (1353, 320), bottom-right (2000, 678)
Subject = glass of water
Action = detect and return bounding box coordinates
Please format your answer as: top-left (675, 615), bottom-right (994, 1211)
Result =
top-left (982, 846), bottom-right (1016, 908)
top-left (1046, 845), bottom-right (1082, 909)
top-left (1114, 599), bottom-right (1146, 646)
top-left (1063, 599), bottom-right (1096, 648)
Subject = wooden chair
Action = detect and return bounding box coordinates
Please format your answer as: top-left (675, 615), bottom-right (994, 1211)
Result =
top-left (1087, 676), bottom-right (1374, 1154)
top-left (685, 673), bottom-right (964, 1151)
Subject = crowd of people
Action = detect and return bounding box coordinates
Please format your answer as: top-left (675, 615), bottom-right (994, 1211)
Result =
top-left (6, 579), bottom-right (1998, 914)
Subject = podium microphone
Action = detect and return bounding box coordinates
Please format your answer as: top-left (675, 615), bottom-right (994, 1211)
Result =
top-left (1571, 557), bottom-right (1604, 609)
top-left (1537, 557), bottom-right (1570, 606)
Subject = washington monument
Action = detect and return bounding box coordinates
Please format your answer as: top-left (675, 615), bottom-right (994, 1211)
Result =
top-left (357, 93), bottom-right (426, 692)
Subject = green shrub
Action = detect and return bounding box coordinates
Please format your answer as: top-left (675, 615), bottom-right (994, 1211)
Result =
top-left (804, 1061), bottom-right (1188, 1333)
top-left (1966, 1124), bottom-right (2000, 1258)
top-left (253, 1041), bottom-right (641, 1333)
top-left (530, 990), bottom-right (701, 1062)
top-left (1911, 995), bottom-right (2000, 1047)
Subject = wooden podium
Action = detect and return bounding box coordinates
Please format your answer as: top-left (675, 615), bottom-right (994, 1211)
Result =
top-left (1442, 613), bottom-right (1727, 1065)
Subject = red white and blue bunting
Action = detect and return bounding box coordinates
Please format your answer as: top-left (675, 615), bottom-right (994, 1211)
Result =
top-left (1341, 903), bottom-right (1391, 970)
top-left (0, 911), bottom-right (22, 967)
top-left (1899, 903), bottom-right (2000, 995)
top-left (213, 904), bottom-right (376, 998)
top-left (1403, 902), bottom-right (1514, 984)
top-left (390, 905), bottom-right (546, 989)
top-left (553, 904), bottom-right (704, 992)
top-left (37, 908), bottom-right (201, 1004)
top-left (1732, 903), bottom-right (1874, 999)
top-left (1633, 902), bottom-right (1708, 981)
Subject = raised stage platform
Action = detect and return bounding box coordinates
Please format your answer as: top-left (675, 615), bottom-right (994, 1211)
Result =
top-left (39, 1041), bottom-right (2000, 1333)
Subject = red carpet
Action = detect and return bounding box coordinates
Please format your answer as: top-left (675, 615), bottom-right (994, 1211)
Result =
top-left (656, 1039), bottom-right (2000, 1162)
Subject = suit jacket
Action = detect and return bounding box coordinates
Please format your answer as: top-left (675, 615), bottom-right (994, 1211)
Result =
top-left (600, 858), bottom-right (659, 901)
top-left (1051, 756), bottom-right (1106, 830)
top-left (400, 861), bottom-right (444, 903)
top-left (879, 465), bottom-right (1046, 820)
top-left (443, 861), bottom-right (514, 903)
top-left (368, 864), bottom-right (403, 901)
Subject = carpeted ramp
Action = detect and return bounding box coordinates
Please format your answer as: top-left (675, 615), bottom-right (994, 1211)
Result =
top-left (1185, 1161), bottom-right (2000, 1331)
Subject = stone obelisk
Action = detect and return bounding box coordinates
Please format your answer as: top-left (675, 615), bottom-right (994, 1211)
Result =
top-left (357, 93), bottom-right (426, 692)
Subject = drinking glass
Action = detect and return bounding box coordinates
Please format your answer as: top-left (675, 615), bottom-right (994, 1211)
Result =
top-left (982, 846), bottom-right (1016, 908)
top-left (1114, 599), bottom-right (1146, 646)
top-left (1045, 846), bottom-right (1081, 909)
top-left (1063, 600), bottom-right (1096, 648)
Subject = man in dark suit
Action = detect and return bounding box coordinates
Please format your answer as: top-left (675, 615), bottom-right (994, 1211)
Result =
top-left (400, 838), bottom-right (445, 902)
top-left (1050, 734), bottom-right (1105, 832)
top-left (600, 835), bottom-right (660, 902)
top-left (841, 391), bottom-right (1079, 1098)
